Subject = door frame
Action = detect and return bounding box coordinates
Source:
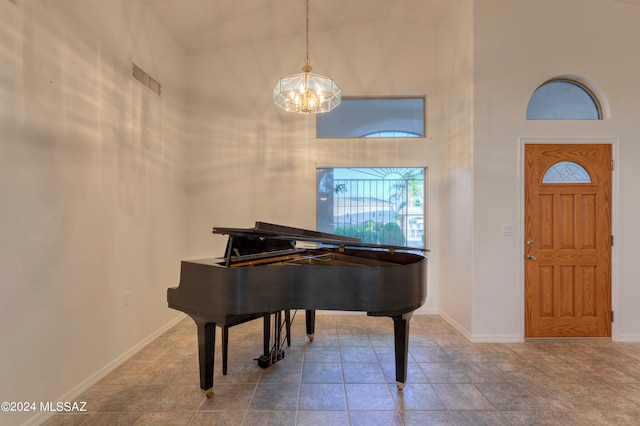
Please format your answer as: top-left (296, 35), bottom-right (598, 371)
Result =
top-left (519, 138), bottom-right (618, 340)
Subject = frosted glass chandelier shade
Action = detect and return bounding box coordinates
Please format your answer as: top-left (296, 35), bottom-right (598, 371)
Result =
top-left (272, 0), bottom-right (341, 114)
top-left (273, 66), bottom-right (341, 114)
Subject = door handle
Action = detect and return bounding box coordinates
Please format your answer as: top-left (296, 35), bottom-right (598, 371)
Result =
top-left (527, 254), bottom-right (537, 260)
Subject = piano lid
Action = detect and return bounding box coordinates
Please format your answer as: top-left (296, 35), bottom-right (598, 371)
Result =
top-left (212, 222), bottom-right (428, 253)
top-left (213, 222), bottom-right (360, 245)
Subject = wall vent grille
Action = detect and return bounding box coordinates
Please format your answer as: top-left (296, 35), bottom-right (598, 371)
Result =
top-left (131, 63), bottom-right (161, 96)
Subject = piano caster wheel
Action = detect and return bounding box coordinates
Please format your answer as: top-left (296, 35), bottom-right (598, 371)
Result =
top-left (307, 334), bottom-right (314, 342)
top-left (396, 382), bottom-right (405, 391)
top-left (204, 390), bottom-right (214, 399)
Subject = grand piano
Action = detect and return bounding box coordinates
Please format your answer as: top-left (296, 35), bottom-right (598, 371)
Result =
top-left (167, 222), bottom-right (427, 397)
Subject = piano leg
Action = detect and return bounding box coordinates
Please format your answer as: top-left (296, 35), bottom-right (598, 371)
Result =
top-left (262, 312), bottom-right (270, 357)
top-left (221, 313), bottom-right (266, 375)
top-left (285, 310), bottom-right (291, 346)
top-left (194, 317), bottom-right (216, 398)
top-left (222, 326), bottom-right (229, 376)
top-left (392, 311), bottom-right (413, 390)
top-left (305, 310), bottom-right (316, 341)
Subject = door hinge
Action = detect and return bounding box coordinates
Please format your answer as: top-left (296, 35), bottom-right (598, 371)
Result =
top-left (611, 160), bottom-right (615, 171)
top-left (611, 235), bottom-right (614, 246)
top-left (612, 310), bottom-right (614, 322)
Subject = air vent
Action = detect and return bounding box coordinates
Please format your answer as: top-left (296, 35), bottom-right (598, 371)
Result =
top-left (131, 62), bottom-right (161, 96)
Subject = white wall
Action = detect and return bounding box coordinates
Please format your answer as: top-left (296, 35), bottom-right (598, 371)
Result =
top-left (0, 0), bottom-right (187, 423)
top-left (436, 0), bottom-right (475, 336)
top-left (185, 15), bottom-right (441, 313)
top-left (470, 0), bottom-right (640, 340)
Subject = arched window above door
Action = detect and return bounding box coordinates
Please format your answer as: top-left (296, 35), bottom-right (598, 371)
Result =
top-left (526, 78), bottom-right (602, 120)
top-left (542, 161), bottom-right (592, 183)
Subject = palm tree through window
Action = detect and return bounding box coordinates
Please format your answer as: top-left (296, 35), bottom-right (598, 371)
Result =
top-left (317, 168), bottom-right (425, 249)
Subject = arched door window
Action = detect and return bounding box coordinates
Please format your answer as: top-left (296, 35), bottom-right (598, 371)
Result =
top-left (542, 161), bottom-right (592, 183)
top-left (526, 79), bottom-right (602, 120)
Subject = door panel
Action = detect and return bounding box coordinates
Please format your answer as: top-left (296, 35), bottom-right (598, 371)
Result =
top-left (524, 144), bottom-right (612, 338)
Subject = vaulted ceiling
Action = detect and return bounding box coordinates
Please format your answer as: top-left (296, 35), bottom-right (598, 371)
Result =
top-left (143, 0), bottom-right (452, 53)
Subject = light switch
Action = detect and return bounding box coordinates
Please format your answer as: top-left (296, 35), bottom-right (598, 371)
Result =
top-left (502, 224), bottom-right (514, 236)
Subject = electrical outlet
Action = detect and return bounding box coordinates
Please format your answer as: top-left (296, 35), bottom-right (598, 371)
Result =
top-left (124, 291), bottom-right (131, 307)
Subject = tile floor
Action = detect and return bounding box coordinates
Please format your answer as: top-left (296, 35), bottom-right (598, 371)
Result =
top-left (43, 314), bottom-right (640, 425)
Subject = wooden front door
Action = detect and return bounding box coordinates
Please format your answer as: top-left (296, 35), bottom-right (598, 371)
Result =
top-left (524, 144), bottom-right (612, 338)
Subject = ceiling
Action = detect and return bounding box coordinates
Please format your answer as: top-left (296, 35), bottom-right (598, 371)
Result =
top-left (143, 0), bottom-right (452, 54)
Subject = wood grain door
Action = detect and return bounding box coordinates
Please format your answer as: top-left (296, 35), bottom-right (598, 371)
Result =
top-left (524, 144), bottom-right (612, 338)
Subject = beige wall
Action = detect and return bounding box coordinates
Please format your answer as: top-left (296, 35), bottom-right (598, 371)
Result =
top-left (0, 0), bottom-right (187, 423)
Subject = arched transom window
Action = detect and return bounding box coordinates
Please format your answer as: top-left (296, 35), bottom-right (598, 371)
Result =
top-left (526, 78), bottom-right (602, 120)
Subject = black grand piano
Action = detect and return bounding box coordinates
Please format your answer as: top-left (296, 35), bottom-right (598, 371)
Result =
top-left (167, 222), bottom-right (427, 397)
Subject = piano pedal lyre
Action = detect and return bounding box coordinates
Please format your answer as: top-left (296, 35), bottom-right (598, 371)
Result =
top-left (257, 349), bottom-right (285, 368)
top-left (257, 310), bottom-right (290, 369)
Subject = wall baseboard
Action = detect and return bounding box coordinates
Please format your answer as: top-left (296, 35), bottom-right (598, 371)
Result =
top-left (436, 311), bottom-right (522, 343)
top-left (468, 334), bottom-right (523, 343)
top-left (23, 314), bottom-right (186, 426)
top-left (614, 334), bottom-right (640, 342)
top-left (437, 311), bottom-right (472, 341)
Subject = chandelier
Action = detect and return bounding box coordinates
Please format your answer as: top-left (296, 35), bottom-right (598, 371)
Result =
top-left (273, 0), bottom-right (341, 114)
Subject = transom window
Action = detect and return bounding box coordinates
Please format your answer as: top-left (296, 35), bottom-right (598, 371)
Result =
top-left (526, 79), bottom-right (602, 120)
top-left (317, 97), bottom-right (425, 138)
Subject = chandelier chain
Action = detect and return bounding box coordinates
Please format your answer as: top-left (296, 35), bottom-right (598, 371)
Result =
top-left (305, 0), bottom-right (310, 67)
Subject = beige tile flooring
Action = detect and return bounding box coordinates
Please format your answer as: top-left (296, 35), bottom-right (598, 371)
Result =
top-left (43, 314), bottom-right (640, 425)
